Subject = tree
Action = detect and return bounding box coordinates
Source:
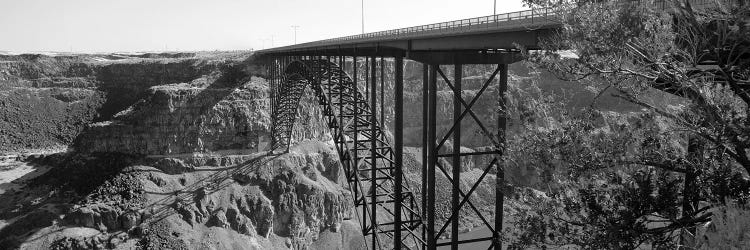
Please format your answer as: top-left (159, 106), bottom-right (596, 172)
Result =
top-left (508, 0), bottom-right (750, 248)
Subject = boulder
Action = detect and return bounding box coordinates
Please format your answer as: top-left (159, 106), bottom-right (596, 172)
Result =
top-left (153, 158), bottom-right (194, 174)
top-left (120, 211), bottom-right (141, 230)
top-left (66, 207), bottom-right (96, 228)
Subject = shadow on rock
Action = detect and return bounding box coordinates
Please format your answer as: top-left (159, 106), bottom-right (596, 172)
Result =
top-left (0, 152), bottom-right (143, 249)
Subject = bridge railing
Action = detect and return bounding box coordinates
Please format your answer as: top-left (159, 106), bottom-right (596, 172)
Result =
top-left (264, 0), bottom-right (738, 51)
top-left (312, 7), bottom-right (558, 45)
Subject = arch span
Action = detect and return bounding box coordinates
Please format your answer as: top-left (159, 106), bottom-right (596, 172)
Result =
top-left (270, 59), bottom-right (424, 249)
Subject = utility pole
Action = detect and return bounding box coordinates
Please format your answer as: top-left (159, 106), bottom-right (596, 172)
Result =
top-left (291, 25), bottom-right (299, 45)
top-left (361, 0), bottom-right (364, 34)
top-left (270, 35), bottom-right (274, 47)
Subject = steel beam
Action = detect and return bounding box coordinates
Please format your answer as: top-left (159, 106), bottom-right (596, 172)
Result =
top-left (393, 56), bottom-right (404, 250)
top-left (270, 59), bottom-right (275, 149)
top-left (327, 56), bottom-right (332, 112)
top-left (380, 57), bottom-right (385, 130)
top-left (353, 55), bottom-right (362, 232)
top-left (420, 63), bottom-right (429, 244)
top-left (494, 64), bottom-right (508, 250)
top-left (408, 51), bottom-right (522, 65)
top-left (339, 56), bottom-right (345, 160)
top-left (369, 55), bottom-right (378, 249)
top-left (436, 67), bottom-right (502, 150)
top-left (426, 64), bottom-right (438, 249)
top-left (451, 63), bottom-right (462, 250)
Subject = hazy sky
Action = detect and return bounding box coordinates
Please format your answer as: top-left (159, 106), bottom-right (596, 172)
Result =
top-left (0, 0), bottom-right (527, 53)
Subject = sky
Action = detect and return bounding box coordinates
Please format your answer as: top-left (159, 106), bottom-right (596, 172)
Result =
top-left (0, 0), bottom-right (527, 53)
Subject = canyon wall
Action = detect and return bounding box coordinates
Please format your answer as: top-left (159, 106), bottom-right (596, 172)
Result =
top-left (0, 54), bottom-right (638, 155)
top-left (0, 52), bottom-right (652, 250)
top-left (0, 53), bottom-right (265, 155)
top-left (0, 52), bottom-right (366, 250)
top-left (75, 74), bottom-right (271, 155)
top-left (0, 55), bottom-right (104, 152)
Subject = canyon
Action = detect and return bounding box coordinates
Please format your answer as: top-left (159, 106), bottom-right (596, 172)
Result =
top-left (0, 51), bottom-right (641, 249)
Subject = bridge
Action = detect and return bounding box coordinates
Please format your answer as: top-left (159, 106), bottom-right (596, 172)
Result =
top-left (253, 1), bottom-right (730, 249)
top-left (259, 7), bottom-right (556, 59)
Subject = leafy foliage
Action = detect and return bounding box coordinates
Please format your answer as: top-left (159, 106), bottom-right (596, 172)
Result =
top-left (505, 0), bottom-right (750, 248)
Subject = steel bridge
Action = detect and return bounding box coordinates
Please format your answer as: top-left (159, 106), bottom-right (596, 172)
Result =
top-left (254, 1), bottom-right (732, 249)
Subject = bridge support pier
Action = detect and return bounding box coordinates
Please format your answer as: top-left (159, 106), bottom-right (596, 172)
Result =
top-left (426, 63), bottom-right (438, 249)
top-left (369, 55), bottom-right (379, 249)
top-left (394, 55), bottom-right (404, 250)
top-left (451, 63), bottom-right (462, 250)
top-left (420, 64), bottom-right (429, 247)
top-left (495, 64), bottom-right (508, 250)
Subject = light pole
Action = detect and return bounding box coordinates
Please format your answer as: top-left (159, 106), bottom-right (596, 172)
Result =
top-left (291, 25), bottom-right (299, 44)
top-left (361, 0), bottom-right (364, 34)
top-left (493, 0), bottom-right (497, 23)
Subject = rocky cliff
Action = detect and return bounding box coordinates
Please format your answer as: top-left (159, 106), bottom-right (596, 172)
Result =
top-left (0, 53), bottom-right (245, 154)
top-left (0, 55), bottom-right (103, 153)
top-left (0, 52), bottom-right (366, 250)
top-left (75, 73), bottom-right (271, 156)
top-left (0, 142), bottom-right (363, 250)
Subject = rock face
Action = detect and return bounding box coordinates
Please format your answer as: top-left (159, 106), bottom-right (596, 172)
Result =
top-left (288, 88), bottom-right (333, 144)
top-left (24, 142), bottom-right (363, 250)
top-left (56, 142), bottom-right (361, 249)
top-left (94, 59), bottom-right (218, 120)
top-left (178, 183), bottom-right (276, 237)
top-left (0, 53), bottom-right (244, 153)
top-left (65, 204), bottom-right (143, 232)
top-left (0, 55), bottom-right (104, 152)
top-left (74, 76), bottom-right (271, 155)
top-left (0, 54), bottom-right (97, 89)
top-left (0, 87), bottom-right (105, 152)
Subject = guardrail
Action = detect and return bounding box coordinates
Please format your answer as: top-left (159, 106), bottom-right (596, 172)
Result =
top-left (280, 7), bottom-right (559, 50)
top-left (319, 7), bottom-right (558, 43)
top-left (262, 0), bottom-right (737, 52)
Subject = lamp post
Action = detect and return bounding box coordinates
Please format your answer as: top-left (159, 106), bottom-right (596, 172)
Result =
top-left (361, 0), bottom-right (365, 34)
top-left (291, 25), bottom-right (299, 45)
top-left (493, 0), bottom-right (497, 23)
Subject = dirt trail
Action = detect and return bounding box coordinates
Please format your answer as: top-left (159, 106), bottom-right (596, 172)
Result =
top-left (0, 159), bottom-right (51, 194)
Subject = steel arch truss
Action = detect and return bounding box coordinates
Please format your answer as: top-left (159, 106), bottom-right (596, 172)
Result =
top-left (269, 58), bottom-right (424, 249)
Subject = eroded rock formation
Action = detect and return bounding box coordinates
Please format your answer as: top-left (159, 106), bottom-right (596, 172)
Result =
top-left (0, 53), bottom-right (237, 153)
top-left (75, 76), bottom-right (271, 155)
top-left (0, 52), bottom-right (368, 250)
